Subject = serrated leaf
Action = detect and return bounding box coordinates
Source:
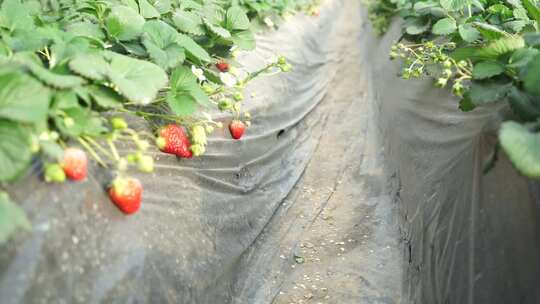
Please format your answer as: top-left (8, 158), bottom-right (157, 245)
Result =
top-left (65, 21), bottom-right (105, 40)
top-left (499, 121), bottom-right (540, 178)
top-left (138, 0), bottom-right (160, 18)
top-left (507, 87), bottom-right (540, 121)
top-left (167, 92), bottom-right (197, 115)
top-left (0, 192), bottom-right (30, 244)
top-left (177, 33), bottom-right (211, 62)
top-left (106, 5), bottom-right (145, 41)
top-left (524, 53), bottom-right (540, 96)
top-left (508, 47), bottom-right (539, 67)
top-left (3, 29), bottom-right (48, 52)
top-left (468, 81), bottom-right (512, 104)
top-left (142, 20), bottom-right (185, 69)
top-left (69, 52), bottom-right (109, 81)
top-left (440, 0), bottom-right (469, 11)
top-left (523, 0), bottom-right (540, 28)
top-left (404, 17), bottom-right (430, 35)
top-left (26, 61), bottom-right (85, 89)
top-left (172, 10), bottom-right (205, 35)
top-left (88, 85), bottom-right (123, 109)
top-left (0, 68), bottom-right (50, 123)
top-left (459, 95), bottom-right (476, 111)
top-left (478, 36), bottom-right (525, 58)
top-left (472, 61), bottom-right (505, 79)
top-left (232, 30), bottom-right (255, 50)
top-left (205, 21), bottom-right (231, 38)
top-left (0, 0), bottom-right (34, 31)
top-left (0, 121), bottom-right (31, 181)
top-left (473, 22), bottom-right (508, 40)
top-left (458, 24), bottom-right (480, 42)
top-left (432, 17), bottom-right (457, 35)
top-left (107, 53), bottom-right (167, 104)
top-left (226, 6), bottom-right (250, 30)
top-left (148, 0), bottom-right (171, 14)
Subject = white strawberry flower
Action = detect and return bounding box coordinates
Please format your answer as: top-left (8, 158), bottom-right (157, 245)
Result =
top-left (264, 17), bottom-right (274, 28)
top-left (191, 65), bottom-right (206, 81)
top-left (220, 72), bottom-right (237, 87)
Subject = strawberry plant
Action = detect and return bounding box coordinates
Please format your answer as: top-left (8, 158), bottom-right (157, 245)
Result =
top-left (369, 0), bottom-right (540, 179)
top-left (0, 0), bottom-right (313, 244)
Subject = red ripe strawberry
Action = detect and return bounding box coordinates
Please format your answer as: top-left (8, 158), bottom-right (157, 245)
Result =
top-left (216, 61), bottom-right (229, 72)
top-left (108, 177), bottom-right (142, 215)
top-left (229, 120), bottom-right (246, 140)
top-left (156, 124), bottom-right (193, 158)
top-left (62, 147), bottom-right (88, 181)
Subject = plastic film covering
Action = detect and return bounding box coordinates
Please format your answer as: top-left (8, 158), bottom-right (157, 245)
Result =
top-left (0, 1), bottom-right (376, 303)
top-left (365, 18), bottom-right (540, 304)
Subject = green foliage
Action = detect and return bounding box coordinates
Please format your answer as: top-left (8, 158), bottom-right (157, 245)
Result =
top-left (370, 0), bottom-right (540, 177)
top-left (0, 0), bottom-right (309, 241)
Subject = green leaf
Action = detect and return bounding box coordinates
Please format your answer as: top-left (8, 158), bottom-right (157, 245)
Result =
top-left (69, 52), bottom-right (109, 81)
top-left (473, 22), bottom-right (507, 40)
top-left (468, 81), bottom-right (512, 105)
top-left (432, 17), bottom-right (457, 35)
top-left (3, 29), bottom-right (48, 52)
top-left (440, 0), bottom-right (469, 11)
top-left (524, 53), bottom-right (540, 96)
top-left (88, 85), bottom-right (123, 109)
top-left (176, 33), bottom-right (211, 62)
top-left (523, 0), bottom-right (540, 28)
top-left (65, 21), bottom-right (105, 40)
top-left (172, 10), bottom-right (205, 35)
top-left (142, 20), bottom-right (185, 69)
top-left (205, 21), bottom-right (231, 39)
top-left (472, 61), bottom-right (505, 79)
top-left (138, 0), bottom-right (160, 18)
top-left (107, 53), bottom-right (167, 104)
top-left (26, 62), bottom-right (85, 89)
top-left (0, 0), bottom-right (34, 31)
top-left (106, 5), bottom-right (145, 41)
top-left (478, 36), bottom-right (525, 58)
top-left (0, 192), bottom-right (30, 244)
top-left (458, 24), bottom-right (480, 42)
top-left (148, 0), bottom-right (171, 14)
top-left (0, 68), bottom-right (50, 123)
top-left (507, 87), bottom-right (540, 121)
top-left (499, 121), bottom-right (540, 178)
top-left (508, 47), bottom-right (539, 67)
top-left (167, 92), bottom-right (197, 115)
top-left (0, 121), bottom-right (31, 181)
top-left (459, 95), bottom-right (476, 111)
top-left (54, 106), bottom-right (106, 137)
top-left (232, 30), bottom-right (255, 50)
top-left (226, 6), bottom-right (250, 31)
top-left (404, 17), bottom-right (430, 35)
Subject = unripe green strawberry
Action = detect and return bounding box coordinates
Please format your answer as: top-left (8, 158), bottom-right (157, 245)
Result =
top-left (205, 125), bottom-right (214, 134)
top-left (280, 63), bottom-right (292, 72)
top-left (278, 55), bottom-right (286, 65)
top-left (233, 92), bottom-right (244, 101)
top-left (44, 163), bottom-right (66, 183)
top-left (190, 144), bottom-right (206, 156)
top-left (111, 117), bottom-right (128, 130)
top-left (137, 155), bottom-right (154, 173)
top-left (218, 99), bottom-right (233, 110)
top-left (190, 125), bottom-right (207, 145)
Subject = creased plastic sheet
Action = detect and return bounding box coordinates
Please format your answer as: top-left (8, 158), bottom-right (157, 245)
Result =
top-left (365, 18), bottom-right (540, 304)
top-left (0, 1), bottom-right (373, 303)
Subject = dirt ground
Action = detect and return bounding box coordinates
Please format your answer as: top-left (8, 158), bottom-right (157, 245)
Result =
top-left (241, 1), bottom-right (403, 303)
